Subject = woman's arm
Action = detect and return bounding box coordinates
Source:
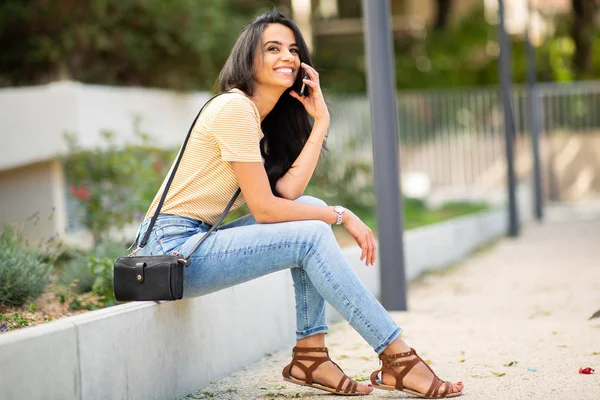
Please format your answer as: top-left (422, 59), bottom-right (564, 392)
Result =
top-left (231, 161), bottom-right (377, 266)
top-left (275, 118), bottom-right (328, 200)
top-left (232, 161), bottom-right (336, 224)
top-left (276, 62), bottom-right (330, 200)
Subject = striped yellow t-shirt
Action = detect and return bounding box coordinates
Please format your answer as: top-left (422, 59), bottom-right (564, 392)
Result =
top-left (145, 89), bottom-right (263, 225)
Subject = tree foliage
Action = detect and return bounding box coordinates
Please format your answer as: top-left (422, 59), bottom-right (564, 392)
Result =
top-left (0, 0), bottom-right (271, 89)
top-left (2, 1), bottom-right (599, 93)
top-left (570, 0), bottom-right (599, 79)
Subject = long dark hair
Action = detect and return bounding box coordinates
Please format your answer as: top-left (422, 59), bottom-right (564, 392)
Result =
top-left (218, 11), bottom-right (320, 196)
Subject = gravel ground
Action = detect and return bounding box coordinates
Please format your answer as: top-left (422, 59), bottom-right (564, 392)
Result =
top-left (183, 204), bottom-right (600, 400)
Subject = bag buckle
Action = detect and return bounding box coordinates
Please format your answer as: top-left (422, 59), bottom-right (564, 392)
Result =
top-left (129, 246), bottom-right (142, 257)
top-left (172, 251), bottom-right (189, 267)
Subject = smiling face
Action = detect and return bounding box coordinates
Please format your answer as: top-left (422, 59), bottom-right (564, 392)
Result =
top-left (253, 23), bottom-right (301, 93)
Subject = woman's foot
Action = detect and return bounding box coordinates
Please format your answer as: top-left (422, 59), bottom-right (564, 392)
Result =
top-left (289, 348), bottom-right (373, 395)
top-left (375, 339), bottom-right (463, 398)
top-left (282, 346), bottom-right (373, 395)
top-left (380, 352), bottom-right (463, 396)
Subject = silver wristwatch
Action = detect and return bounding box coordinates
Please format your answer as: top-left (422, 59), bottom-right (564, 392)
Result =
top-left (333, 205), bottom-right (346, 225)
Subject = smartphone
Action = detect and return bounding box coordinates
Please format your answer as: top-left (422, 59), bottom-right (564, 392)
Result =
top-left (300, 70), bottom-right (310, 96)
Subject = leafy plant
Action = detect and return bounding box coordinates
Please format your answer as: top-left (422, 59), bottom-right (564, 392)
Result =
top-left (0, 225), bottom-right (53, 307)
top-left (59, 237), bottom-right (125, 294)
top-left (0, 304), bottom-right (37, 333)
top-left (62, 126), bottom-right (175, 242)
top-left (57, 255), bottom-right (116, 310)
top-left (88, 256), bottom-right (117, 307)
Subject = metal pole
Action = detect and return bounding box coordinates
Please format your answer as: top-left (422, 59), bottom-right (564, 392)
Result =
top-left (525, 0), bottom-right (543, 221)
top-left (362, 0), bottom-right (407, 310)
top-left (498, 0), bottom-right (519, 237)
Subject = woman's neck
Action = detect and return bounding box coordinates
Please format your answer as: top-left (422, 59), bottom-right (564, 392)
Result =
top-left (247, 85), bottom-right (285, 121)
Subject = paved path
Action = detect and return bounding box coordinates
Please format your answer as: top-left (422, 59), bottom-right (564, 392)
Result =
top-left (184, 203), bottom-right (600, 400)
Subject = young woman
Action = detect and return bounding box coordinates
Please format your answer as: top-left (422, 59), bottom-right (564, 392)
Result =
top-left (136, 11), bottom-right (463, 398)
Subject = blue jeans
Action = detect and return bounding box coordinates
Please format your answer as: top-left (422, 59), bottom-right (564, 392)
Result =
top-left (136, 196), bottom-right (401, 354)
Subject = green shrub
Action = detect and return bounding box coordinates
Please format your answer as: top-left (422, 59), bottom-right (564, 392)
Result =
top-left (0, 225), bottom-right (53, 307)
top-left (62, 129), bottom-right (175, 243)
top-left (60, 238), bottom-right (124, 294)
top-left (88, 257), bottom-right (117, 307)
top-left (59, 255), bottom-right (117, 310)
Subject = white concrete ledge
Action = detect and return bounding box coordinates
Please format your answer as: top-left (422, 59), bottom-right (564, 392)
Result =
top-left (342, 208), bottom-right (506, 302)
top-left (340, 183), bottom-right (533, 303)
top-left (0, 273), bottom-right (296, 400)
top-left (0, 199), bottom-right (531, 400)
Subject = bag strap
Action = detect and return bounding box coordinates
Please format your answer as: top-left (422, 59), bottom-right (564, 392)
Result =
top-left (181, 187), bottom-right (240, 265)
top-left (137, 92), bottom-right (239, 254)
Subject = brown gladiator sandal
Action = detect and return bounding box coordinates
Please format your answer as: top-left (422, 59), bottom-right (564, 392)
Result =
top-left (370, 348), bottom-right (462, 398)
top-left (282, 346), bottom-right (367, 396)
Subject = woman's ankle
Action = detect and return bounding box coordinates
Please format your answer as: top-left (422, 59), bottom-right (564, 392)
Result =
top-left (296, 333), bottom-right (326, 348)
top-left (382, 338), bottom-right (412, 355)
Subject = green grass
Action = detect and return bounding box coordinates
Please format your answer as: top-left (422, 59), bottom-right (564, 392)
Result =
top-left (355, 198), bottom-right (489, 232)
top-left (225, 197), bottom-right (489, 240)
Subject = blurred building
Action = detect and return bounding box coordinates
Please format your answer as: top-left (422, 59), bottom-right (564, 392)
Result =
top-left (301, 0), bottom-right (572, 40)
top-left (0, 82), bottom-right (212, 245)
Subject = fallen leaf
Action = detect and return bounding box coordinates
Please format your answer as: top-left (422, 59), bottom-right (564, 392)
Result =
top-left (459, 359), bottom-right (466, 363)
top-left (491, 371), bottom-right (506, 377)
top-left (579, 367), bottom-right (595, 375)
top-left (504, 361), bottom-right (518, 367)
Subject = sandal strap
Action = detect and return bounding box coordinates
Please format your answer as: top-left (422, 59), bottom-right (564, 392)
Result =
top-left (285, 347), bottom-right (361, 394)
top-left (412, 348), bottom-right (454, 398)
top-left (336, 376), bottom-right (358, 394)
top-left (413, 348), bottom-right (438, 377)
top-left (347, 380), bottom-right (358, 394)
top-left (426, 376), bottom-right (445, 398)
top-left (286, 347), bottom-right (331, 386)
top-left (295, 355), bottom-right (329, 362)
top-left (336, 375), bottom-right (349, 393)
top-left (375, 348), bottom-right (454, 397)
top-left (440, 381), bottom-right (451, 397)
top-left (292, 346), bottom-right (328, 353)
top-left (378, 348), bottom-right (415, 361)
top-left (392, 358), bottom-right (420, 390)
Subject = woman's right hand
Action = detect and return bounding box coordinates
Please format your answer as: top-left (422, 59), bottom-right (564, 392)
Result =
top-left (342, 210), bottom-right (377, 267)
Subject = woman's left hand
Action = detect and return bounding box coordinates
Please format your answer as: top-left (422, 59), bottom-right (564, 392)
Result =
top-left (289, 62), bottom-right (330, 123)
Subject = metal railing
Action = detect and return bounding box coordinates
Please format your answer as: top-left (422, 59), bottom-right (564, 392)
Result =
top-left (326, 81), bottom-right (600, 195)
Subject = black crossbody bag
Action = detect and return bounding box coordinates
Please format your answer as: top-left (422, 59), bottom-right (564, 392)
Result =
top-left (113, 93), bottom-right (240, 302)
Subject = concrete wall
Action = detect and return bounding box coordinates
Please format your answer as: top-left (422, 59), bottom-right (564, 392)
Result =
top-left (0, 81), bottom-right (212, 172)
top-left (0, 196), bottom-right (531, 400)
top-left (0, 159), bottom-right (66, 240)
top-left (0, 272), bottom-right (296, 400)
top-left (0, 82), bottom-right (212, 239)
